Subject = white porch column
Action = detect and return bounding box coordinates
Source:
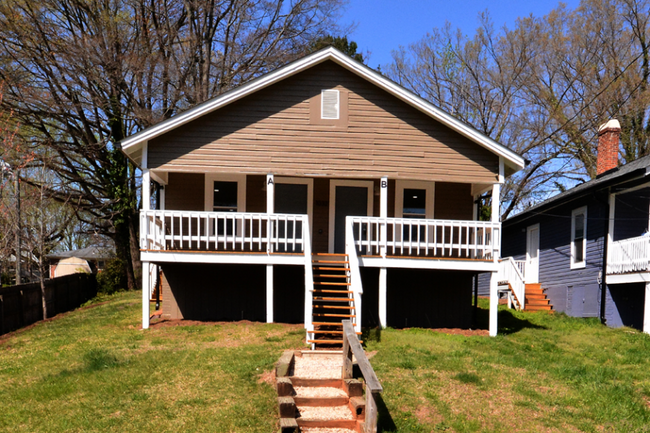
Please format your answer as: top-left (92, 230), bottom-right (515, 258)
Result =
top-left (489, 271), bottom-right (499, 336)
top-left (379, 176), bottom-right (388, 328)
top-left (142, 260), bottom-right (150, 329)
top-left (491, 183), bottom-right (500, 223)
top-left (644, 282), bottom-right (650, 334)
top-left (266, 265), bottom-right (274, 323)
top-left (159, 186), bottom-right (165, 210)
top-left (608, 192), bottom-right (616, 266)
top-left (266, 174), bottom-right (274, 323)
top-left (379, 267), bottom-right (387, 328)
top-left (142, 169), bottom-right (151, 211)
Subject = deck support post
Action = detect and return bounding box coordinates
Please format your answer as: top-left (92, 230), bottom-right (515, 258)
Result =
top-left (643, 282), bottom-right (650, 334)
top-left (489, 271), bottom-right (498, 336)
top-left (142, 260), bottom-right (150, 329)
top-left (379, 267), bottom-right (387, 328)
top-left (266, 174), bottom-right (274, 323)
top-left (380, 176), bottom-right (388, 258)
top-left (266, 265), bottom-right (274, 323)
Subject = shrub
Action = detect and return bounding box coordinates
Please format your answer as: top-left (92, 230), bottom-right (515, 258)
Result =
top-left (96, 257), bottom-right (128, 294)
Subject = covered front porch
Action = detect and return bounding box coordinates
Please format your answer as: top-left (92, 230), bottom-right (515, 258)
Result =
top-left (139, 171), bottom-right (506, 340)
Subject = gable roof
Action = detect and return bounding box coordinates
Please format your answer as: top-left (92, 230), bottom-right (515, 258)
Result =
top-left (121, 47), bottom-right (525, 173)
top-left (46, 246), bottom-right (116, 261)
top-left (505, 154), bottom-right (650, 225)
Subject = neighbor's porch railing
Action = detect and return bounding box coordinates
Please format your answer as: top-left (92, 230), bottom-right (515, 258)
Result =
top-left (497, 257), bottom-right (526, 310)
top-left (607, 234), bottom-right (650, 274)
top-left (140, 210), bottom-right (309, 254)
top-left (347, 216), bottom-right (500, 260)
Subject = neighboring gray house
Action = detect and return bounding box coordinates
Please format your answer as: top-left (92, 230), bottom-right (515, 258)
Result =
top-left (47, 246), bottom-right (115, 278)
top-left (501, 120), bottom-right (650, 332)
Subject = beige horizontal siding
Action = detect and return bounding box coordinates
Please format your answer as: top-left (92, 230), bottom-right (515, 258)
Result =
top-left (149, 61), bottom-right (499, 183)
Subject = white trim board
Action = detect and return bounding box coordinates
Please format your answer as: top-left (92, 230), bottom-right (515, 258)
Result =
top-left (121, 47), bottom-right (525, 173)
top-left (358, 256), bottom-right (498, 272)
top-left (140, 251), bottom-right (305, 266)
top-left (606, 273), bottom-right (650, 284)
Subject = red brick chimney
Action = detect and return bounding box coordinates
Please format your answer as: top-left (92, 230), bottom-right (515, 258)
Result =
top-left (597, 119), bottom-right (621, 176)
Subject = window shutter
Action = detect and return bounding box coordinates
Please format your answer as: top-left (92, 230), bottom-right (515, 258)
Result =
top-left (321, 89), bottom-right (339, 119)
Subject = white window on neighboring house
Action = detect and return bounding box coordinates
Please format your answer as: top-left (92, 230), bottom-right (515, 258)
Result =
top-left (321, 89), bottom-right (339, 119)
top-left (571, 206), bottom-right (587, 269)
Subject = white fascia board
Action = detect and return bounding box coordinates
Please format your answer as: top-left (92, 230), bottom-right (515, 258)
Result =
top-left (140, 250), bottom-right (305, 266)
top-left (122, 47), bottom-right (525, 173)
top-left (358, 256), bottom-right (498, 272)
top-left (606, 273), bottom-right (650, 284)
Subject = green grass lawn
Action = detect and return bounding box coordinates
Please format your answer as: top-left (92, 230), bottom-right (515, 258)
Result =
top-left (1, 292), bottom-right (650, 432)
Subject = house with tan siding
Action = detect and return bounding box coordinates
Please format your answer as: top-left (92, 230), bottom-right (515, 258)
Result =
top-left (120, 47), bottom-right (525, 345)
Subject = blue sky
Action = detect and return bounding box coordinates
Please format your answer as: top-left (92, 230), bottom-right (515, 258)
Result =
top-left (338, 0), bottom-right (582, 69)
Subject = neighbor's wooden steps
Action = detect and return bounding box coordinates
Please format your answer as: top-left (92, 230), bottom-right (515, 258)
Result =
top-left (309, 253), bottom-right (360, 348)
top-left (524, 283), bottom-right (553, 312)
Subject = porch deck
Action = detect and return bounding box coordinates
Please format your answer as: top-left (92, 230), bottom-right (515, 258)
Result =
top-left (140, 210), bottom-right (501, 269)
top-left (607, 235), bottom-right (650, 283)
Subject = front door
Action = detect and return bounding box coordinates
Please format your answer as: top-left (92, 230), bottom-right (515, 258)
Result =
top-left (526, 224), bottom-right (540, 283)
top-left (330, 181), bottom-right (373, 253)
top-left (275, 183), bottom-right (308, 252)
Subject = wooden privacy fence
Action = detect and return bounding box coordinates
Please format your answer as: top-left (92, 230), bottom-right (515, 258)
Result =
top-left (0, 273), bottom-right (97, 336)
top-left (342, 319), bottom-right (383, 433)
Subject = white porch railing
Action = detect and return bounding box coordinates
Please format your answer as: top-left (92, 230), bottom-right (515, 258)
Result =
top-left (514, 260), bottom-right (526, 280)
top-left (347, 216), bottom-right (500, 260)
top-left (497, 257), bottom-right (526, 310)
top-left (140, 210), bottom-right (308, 254)
top-left (608, 235), bottom-right (650, 274)
top-left (345, 217), bottom-right (363, 334)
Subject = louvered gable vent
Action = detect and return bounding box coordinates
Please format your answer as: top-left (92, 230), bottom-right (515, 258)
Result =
top-left (321, 89), bottom-right (339, 119)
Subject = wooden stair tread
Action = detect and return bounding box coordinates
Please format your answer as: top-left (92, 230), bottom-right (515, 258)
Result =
top-left (312, 330), bottom-right (362, 335)
top-left (312, 322), bottom-right (344, 327)
top-left (313, 305), bottom-right (355, 310)
top-left (314, 282), bottom-right (351, 286)
top-left (312, 290), bottom-right (354, 294)
top-left (313, 313), bottom-right (357, 317)
top-left (313, 297), bottom-right (353, 302)
top-left (312, 260), bottom-right (349, 264)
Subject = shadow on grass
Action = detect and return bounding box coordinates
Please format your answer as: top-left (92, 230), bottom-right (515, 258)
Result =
top-left (376, 393), bottom-right (397, 432)
top-left (476, 307), bottom-right (547, 335)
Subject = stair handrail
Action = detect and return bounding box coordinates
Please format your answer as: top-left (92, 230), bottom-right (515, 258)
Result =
top-left (498, 257), bottom-right (526, 310)
top-left (303, 216), bottom-right (314, 341)
top-left (342, 320), bottom-right (383, 433)
top-left (345, 216), bottom-right (363, 333)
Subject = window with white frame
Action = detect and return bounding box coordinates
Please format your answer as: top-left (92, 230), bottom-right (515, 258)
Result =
top-left (204, 174), bottom-right (246, 236)
top-left (571, 206), bottom-right (587, 268)
top-left (395, 180), bottom-right (434, 242)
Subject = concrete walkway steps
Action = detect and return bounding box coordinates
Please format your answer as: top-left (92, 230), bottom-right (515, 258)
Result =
top-left (275, 351), bottom-right (367, 433)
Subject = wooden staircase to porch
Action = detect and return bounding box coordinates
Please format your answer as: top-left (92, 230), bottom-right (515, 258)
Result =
top-left (310, 253), bottom-right (360, 348)
top-left (524, 283), bottom-right (552, 312)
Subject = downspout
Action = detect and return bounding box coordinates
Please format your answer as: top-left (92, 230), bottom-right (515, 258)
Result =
top-left (600, 189), bottom-right (610, 325)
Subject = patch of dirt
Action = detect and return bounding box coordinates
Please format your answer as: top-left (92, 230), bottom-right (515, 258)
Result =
top-left (414, 398), bottom-right (445, 425)
top-left (257, 369), bottom-right (276, 386)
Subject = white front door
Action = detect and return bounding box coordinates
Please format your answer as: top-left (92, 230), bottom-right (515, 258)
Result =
top-left (526, 224), bottom-right (540, 284)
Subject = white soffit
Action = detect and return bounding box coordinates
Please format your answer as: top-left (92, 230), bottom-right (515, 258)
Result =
top-left (121, 47), bottom-right (525, 172)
